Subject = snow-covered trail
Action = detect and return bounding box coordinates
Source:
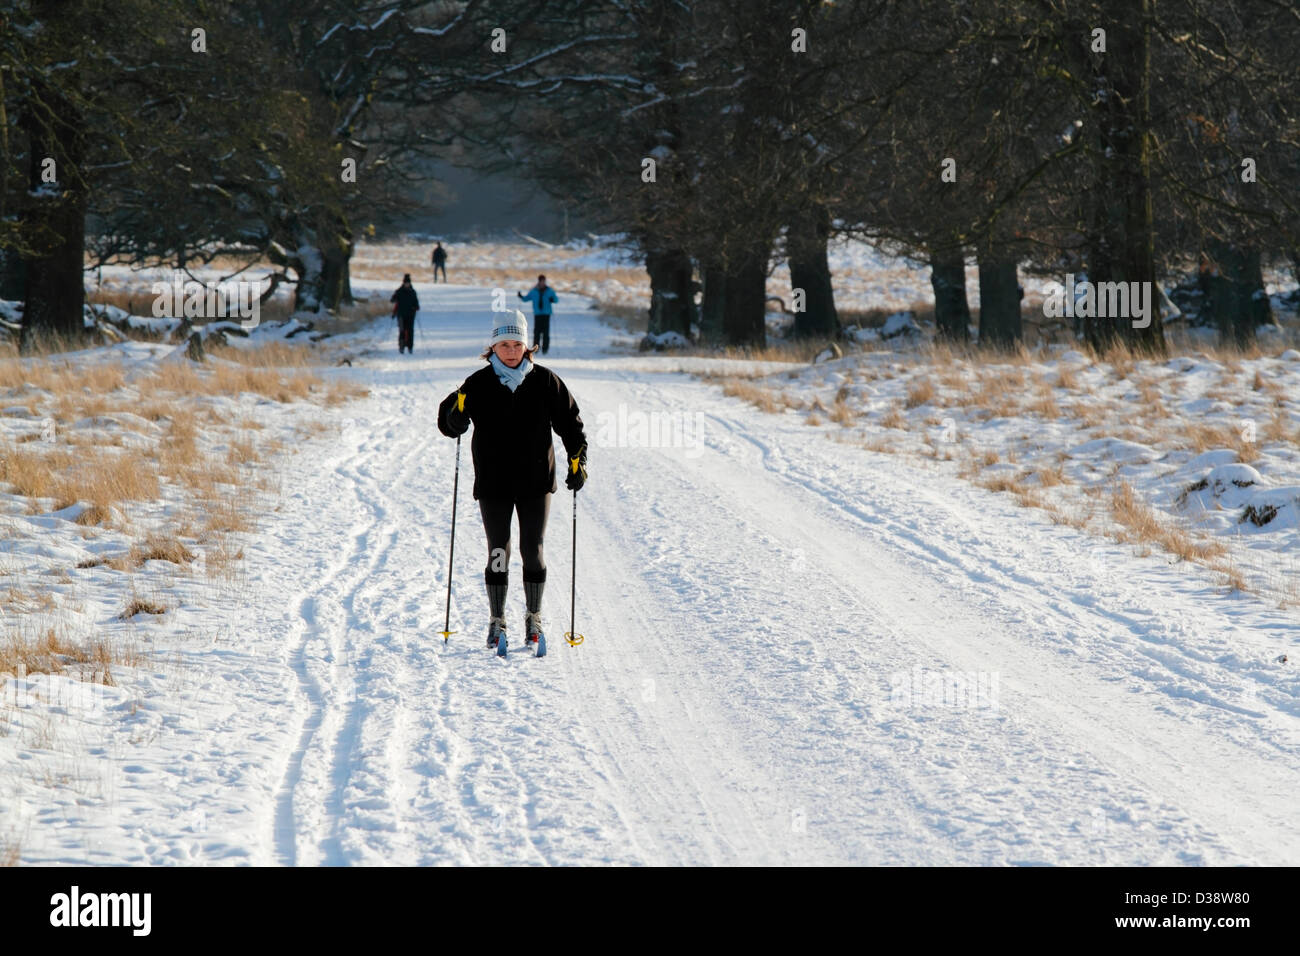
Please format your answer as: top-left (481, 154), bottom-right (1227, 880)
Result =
top-left (256, 284), bottom-right (1297, 865)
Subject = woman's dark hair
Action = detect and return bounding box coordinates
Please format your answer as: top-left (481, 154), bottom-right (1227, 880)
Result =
top-left (481, 343), bottom-right (540, 362)
top-left (402, 273), bottom-right (411, 283)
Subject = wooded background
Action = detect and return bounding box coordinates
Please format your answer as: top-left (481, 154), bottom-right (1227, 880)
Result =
top-left (2, 0), bottom-right (1297, 353)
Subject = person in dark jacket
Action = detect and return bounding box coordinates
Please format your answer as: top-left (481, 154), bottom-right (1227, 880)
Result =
top-left (517, 274), bottom-right (558, 355)
top-left (390, 274), bottom-right (420, 354)
top-left (437, 310), bottom-right (588, 650)
top-left (431, 242), bottom-right (447, 283)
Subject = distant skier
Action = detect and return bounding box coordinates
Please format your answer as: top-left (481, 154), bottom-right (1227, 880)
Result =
top-left (517, 274), bottom-right (558, 355)
top-left (437, 310), bottom-right (588, 653)
top-left (431, 242), bottom-right (447, 283)
top-left (390, 274), bottom-right (419, 354)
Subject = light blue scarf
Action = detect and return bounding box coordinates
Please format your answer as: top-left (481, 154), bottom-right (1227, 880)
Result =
top-left (489, 352), bottom-right (532, 392)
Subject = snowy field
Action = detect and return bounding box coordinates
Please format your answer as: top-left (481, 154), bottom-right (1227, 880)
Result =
top-left (716, 344), bottom-right (1300, 608)
top-left (2, 278), bottom-right (1297, 866)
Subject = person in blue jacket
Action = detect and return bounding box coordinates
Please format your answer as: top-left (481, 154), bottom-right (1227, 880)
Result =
top-left (517, 275), bottom-right (558, 355)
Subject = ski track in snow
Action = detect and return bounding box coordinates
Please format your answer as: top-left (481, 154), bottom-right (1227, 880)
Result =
top-left (24, 283), bottom-right (1293, 866)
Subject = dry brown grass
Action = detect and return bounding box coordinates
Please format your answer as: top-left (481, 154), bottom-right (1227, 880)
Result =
top-left (1025, 388), bottom-right (1061, 418)
top-left (132, 358), bottom-right (322, 404)
top-left (118, 596), bottom-right (167, 619)
top-left (0, 443), bottom-right (73, 505)
top-left (878, 402), bottom-right (907, 430)
top-left (200, 497), bottom-right (254, 535)
top-left (210, 365), bottom-right (316, 403)
top-left (75, 449), bottom-right (161, 512)
top-left (0, 625), bottom-right (137, 682)
top-left (133, 532), bottom-right (195, 567)
top-left (1183, 422), bottom-right (1262, 462)
top-left (0, 837), bottom-right (18, 867)
top-left (1110, 480), bottom-right (1228, 564)
top-left (1262, 410), bottom-right (1298, 445)
top-left (323, 381), bottom-right (368, 405)
top-left (209, 340), bottom-right (315, 369)
top-left (1068, 400), bottom-right (1111, 429)
top-left (1032, 462), bottom-right (1069, 487)
top-left (721, 379), bottom-right (780, 413)
top-left (1013, 487), bottom-right (1047, 509)
top-left (0, 358), bottom-right (127, 395)
top-left (904, 377), bottom-right (936, 409)
top-left (1098, 341), bottom-right (1137, 381)
top-left (153, 410), bottom-right (244, 493)
top-left (936, 365), bottom-right (968, 390)
top-left (962, 367), bottom-right (1026, 417)
top-left (2, 585), bottom-right (57, 615)
top-left (0, 443), bottom-right (160, 514)
top-left (1054, 364), bottom-right (1080, 390)
top-left (860, 435), bottom-right (897, 453)
top-left (226, 437), bottom-right (259, 465)
top-left (828, 398), bottom-right (857, 426)
top-left (979, 470), bottom-right (1028, 494)
top-left (0, 328), bottom-right (370, 654)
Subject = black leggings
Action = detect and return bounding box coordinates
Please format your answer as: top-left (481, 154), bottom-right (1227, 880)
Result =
top-left (480, 494), bottom-right (550, 586)
top-left (532, 313), bottom-right (550, 354)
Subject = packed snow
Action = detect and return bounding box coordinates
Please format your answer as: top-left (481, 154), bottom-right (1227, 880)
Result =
top-left (2, 280), bottom-right (1297, 865)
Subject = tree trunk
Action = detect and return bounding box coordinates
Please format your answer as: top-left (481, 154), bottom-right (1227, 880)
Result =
top-left (20, 78), bottom-right (87, 353)
top-left (298, 221), bottom-right (354, 313)
top-left (645, 247), bottom-right (694, 336)
top-left (698, 261), bottom-right (726, 345)
top-left (1087, 0), bottom-right (1163, 354)
top-left (722, 245), bottom-right (768, 349)
top-left (338, 237), bottom-right (355, 307)
top-left (0, 246), bottom-right (24, 302)
top-left (787, 206), bottom-right (839, 339)
top-left (1206, 241), bottom-right (1268, 349)
top-left (930, 246), bottom-right (970, 343)
top-left (319, 239), bottom-right (348, 312)
top-left (977, 256), bottom-right (1021, 349)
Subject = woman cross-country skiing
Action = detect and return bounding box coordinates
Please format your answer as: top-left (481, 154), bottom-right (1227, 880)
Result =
top-left (437, 310), bottom-right (588, 652)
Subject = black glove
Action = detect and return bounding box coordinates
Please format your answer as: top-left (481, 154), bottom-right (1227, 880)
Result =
top-left (564, 443), bottom-right (588, 491)
top-left (445, 392), bottom-right (469, 436)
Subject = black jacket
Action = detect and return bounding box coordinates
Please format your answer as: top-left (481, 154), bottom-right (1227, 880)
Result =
top-left (390, 284), bottom-right (420, 317)
top-left (437, 363), bottom-right (586, 501)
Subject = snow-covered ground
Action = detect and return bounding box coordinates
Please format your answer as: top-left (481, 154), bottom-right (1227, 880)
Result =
top-left (726, 344), bottom-right (1300, 607)
top-left (3, 281), bottom-right (1297, 865)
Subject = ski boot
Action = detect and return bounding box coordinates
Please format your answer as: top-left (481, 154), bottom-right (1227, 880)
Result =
top-left (524, 611), bottom-right (547, 658)
top-left (487, 617), bottom-right (507, 649)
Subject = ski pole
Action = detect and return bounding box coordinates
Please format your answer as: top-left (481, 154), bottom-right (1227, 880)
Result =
top-left (438, 400), bottom-right (465, 644)
top-left (564, 488), bottom-right (585, 647)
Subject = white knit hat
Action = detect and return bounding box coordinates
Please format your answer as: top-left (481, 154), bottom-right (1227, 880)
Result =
top-left (490, 310), bottom-right (529, 346)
